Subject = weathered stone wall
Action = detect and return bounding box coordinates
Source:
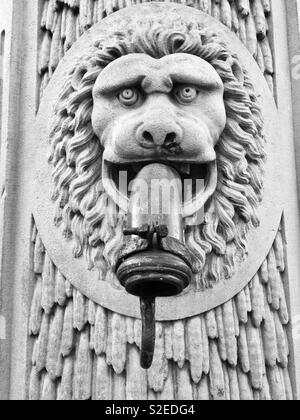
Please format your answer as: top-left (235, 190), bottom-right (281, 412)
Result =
top-left (0, 1), bottom-right (13, 401)
top-left (28, 219), bottom-right (293, 400)
top-left (27, 1), bottom-right (294, 400)
top-left (1, 0), bottom-right (300, 401)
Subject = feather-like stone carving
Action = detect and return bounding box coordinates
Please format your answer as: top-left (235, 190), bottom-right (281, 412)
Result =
top-left (158, 365), bottom-right (175, 400)
top-left (222, 301), bottom-right (238, 366)
top-left (37, 0), bottom-right (275, 101)
top-left (41, 254), bottom-right (55, 314)
top-left (29, 276), bottom-right (43, 336)
top-left (74, 327), bottom-right (93, 400)
top-left (93, 355), bottom-right (112, 400)
top-left (209, 340), bottom-right (226, 400)
top-left (28, 221), bottom-right (293, 400)
top-left (111, 313), bottom-right (127, 375)
top-left (94, 306), bottom-right (107, 356)
top-left (61, 299), bottom-right (74, 357)
top-left (177, 364), bottom-right (194, 400)
top-left (172, 320), bottom-right (186, 369)
top-left (246, 320), bottom-right (264, 390)
top-left (126, 346), bottom-right (147, 400)
top-left (54, 270), bottom-right (67, 307)
top-left (34, 312), bottom-right (50, 373)
top-left (73, 289), bottom-right (88, 331)
top-left (41, 374), bottom-right (57, 400)
top-left (58, 357), bottom-right (73, 400)
top-left (33, 234), bottom-right (45, 274)
top-left (186, 316), bottom-right (203, 383)
top-left (29, 366), bottom-right (41, 401)
top-left (205, 309), bottom-right (218, 339)
top-left (46, 305), bottom-right (64, 380)
top-left (148, 323), bottom-right (168, 392)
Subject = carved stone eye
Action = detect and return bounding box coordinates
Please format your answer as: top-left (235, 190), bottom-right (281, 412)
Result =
top-left (118, 88), bottom-right (139, 106)
top-left (174, 86), bottom-right (198, 104)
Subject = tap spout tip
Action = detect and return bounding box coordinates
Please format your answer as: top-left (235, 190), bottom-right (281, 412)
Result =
top-left (140, 296), bottom-right (156, 369)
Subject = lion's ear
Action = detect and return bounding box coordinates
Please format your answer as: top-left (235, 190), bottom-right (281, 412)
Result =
top-left (71, 65), bottom-right (87, 90)
top-left (228, 58), bottom-right (244, 85)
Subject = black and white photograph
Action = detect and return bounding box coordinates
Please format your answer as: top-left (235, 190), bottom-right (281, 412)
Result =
top-left (0, 0), bottom-right (299, 403)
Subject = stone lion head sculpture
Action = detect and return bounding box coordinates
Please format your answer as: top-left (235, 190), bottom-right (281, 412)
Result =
top-left (49, 19), bottom-right (265, 290)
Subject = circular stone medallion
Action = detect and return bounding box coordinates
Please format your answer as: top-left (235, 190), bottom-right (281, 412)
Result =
top-left (33, 3), bottom-right (283, 321)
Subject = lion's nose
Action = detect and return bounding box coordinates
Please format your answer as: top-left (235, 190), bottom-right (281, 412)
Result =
top-left (138, 124), bottom-right (182, 149)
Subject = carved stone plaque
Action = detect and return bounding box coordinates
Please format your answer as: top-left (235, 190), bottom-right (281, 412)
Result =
top-left (34, 4), bottom-right (283, 320)
top-left (26, 3), bottom-right (294, 401)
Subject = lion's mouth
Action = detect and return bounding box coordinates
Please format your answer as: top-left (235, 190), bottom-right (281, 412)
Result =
top-left (111, 161), bottom-right (208, 190)
top-left (102, 159), bottom-right (217, 219)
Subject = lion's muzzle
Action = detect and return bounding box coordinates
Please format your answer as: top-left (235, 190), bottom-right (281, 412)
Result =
top-left (136, 108), bottom-right (183, 151)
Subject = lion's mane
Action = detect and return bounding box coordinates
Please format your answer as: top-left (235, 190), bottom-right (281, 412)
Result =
top-left (49, 19), bottom-right (265, 289)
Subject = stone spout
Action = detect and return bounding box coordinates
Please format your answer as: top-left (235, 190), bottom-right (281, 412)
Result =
top-left (116, 163), bottom-right (193, 369)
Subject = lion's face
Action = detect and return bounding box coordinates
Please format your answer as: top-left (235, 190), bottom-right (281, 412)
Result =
top-left (92, 53), bottom-right (226, 215)
top-left (49, 22), bottom-right (265, 289)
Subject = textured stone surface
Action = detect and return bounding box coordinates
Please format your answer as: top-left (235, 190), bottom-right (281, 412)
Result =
top-left (1, 0), bottom-right (300, 402)
top-left (28, 3), bottom-right (292, 400)
top-left (28, 219), bottom-right (293, 400)
top-left (37, 0), bottom-right (275, 98)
